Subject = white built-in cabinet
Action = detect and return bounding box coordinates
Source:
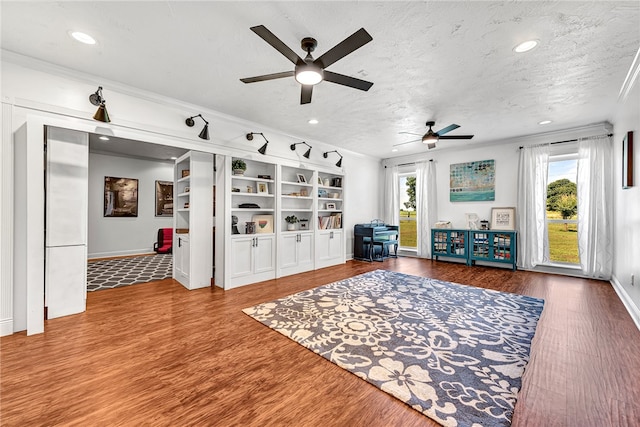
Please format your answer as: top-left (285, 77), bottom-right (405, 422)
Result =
top-left (225, 157), bottom-right (277, 289)
top-left (173, 151), bottom-right (213, 290)
top-left (222, 156), bottom-right (345, 289)
top-left (278, 165), bottom-right (315, 277)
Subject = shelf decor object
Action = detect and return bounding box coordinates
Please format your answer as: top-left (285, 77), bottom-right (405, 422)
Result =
top-left (89, 86), bottom-right (110, 123)
top-left (490, 207), bottom-right (515, 230)
top-left (185, 114), bottom-right (210, 140)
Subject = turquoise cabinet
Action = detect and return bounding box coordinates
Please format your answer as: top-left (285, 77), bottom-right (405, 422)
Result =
top-left (431, 229), bottom-right (468, 263)
top-left (432, 229), bottom-right (517, 271)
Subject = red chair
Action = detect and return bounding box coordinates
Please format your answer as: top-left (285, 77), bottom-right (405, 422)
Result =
top-left (154, 228), bottom-right (173, 254)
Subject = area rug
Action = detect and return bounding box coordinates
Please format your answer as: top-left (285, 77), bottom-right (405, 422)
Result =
top-left (243, 270), bottom-right (544, 427)
top-left (87, 254), bottom-right (172, 292)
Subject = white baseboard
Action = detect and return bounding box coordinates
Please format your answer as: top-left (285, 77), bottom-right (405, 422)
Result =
top-left (611, 275), bottom-right (640, 331)
top-left (88, 249), bottom-right (154, 259)
top-left (0, 318), bottom-right (14, 337)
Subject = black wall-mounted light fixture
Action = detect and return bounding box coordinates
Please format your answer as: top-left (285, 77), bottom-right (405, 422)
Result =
top-left (323, 150), bottom-right (343, 167)
top-left (89, 86), bottom-right (110, 123)
top-left (185, 114), bottom-right (210, 140)
top-left (290, 141), bottom-right (312, 159)
top-left (247, 132), bottom-right (269, 155)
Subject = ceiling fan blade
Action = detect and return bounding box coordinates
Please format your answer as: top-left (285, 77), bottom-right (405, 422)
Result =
top-left (392, 139), bottom-right (421, 147)
top-left (250, 25), bottom-right (304, 65)
top-left (240, 70), bottom-right (295, 83)
top-left (323, 71), bottom-right (373, 91)
top-left (438, 135), bottom-right (474, 140)
top-left (301, 85), bottom-right (313, 104)
top-left (313, 28), bottom-right (373, 69)
top-left (435, 124), bottom-right (460, 136)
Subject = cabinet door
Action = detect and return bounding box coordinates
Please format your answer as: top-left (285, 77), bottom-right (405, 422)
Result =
top-left (327, 230), bottom-right (343, 261)
top-left (317, 230), bottom-right (342, 262)
top-left (298, 233), bottom-right (314, 267)
top-left (174, 234), bottom-right (190, 287)
top-left (254, 235), bottom-right (276, 274)
top-left (230, 236), bottom-right (254, 279)
top-left (280, 234), bottom-right (299, 269)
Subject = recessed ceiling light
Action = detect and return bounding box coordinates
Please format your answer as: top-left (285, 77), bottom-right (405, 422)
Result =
top-left (69, 31), bottom-right (96, 45)
top-left (98, 136), bottom-right (110, 141)
top-left (538, 120), bottom-right (552, 125)
top-left (513, 39), bottom-right (539, 53)
top-left (391, 148), bottom-right (398, 152)
top-left (170, 156), bottom-right (178, 160)
top-left (308, 119), bottom-right (319, 125)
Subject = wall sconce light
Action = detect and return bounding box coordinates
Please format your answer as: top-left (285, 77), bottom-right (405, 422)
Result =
top-left (323, 150), bottom-right (343, 167)
top-left (247, 132), bottom-right (269, 155)
top-left (185, 114), bottom-right (210, 140)
top-left (89, 86), bottom-right (110, 123)
top-left (290, 141), bottom-right (312, 159)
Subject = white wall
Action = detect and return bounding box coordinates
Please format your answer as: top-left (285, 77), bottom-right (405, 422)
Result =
top-left (612, 78), bottom-right (640, 326)
top-left (432, 145), bottom-right (519, 229)
top-left (88, 153), bottom-right (174, 258)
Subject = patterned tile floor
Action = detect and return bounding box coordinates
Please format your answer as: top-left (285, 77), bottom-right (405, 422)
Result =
top-left (87, 254), bottom-right (172, 292)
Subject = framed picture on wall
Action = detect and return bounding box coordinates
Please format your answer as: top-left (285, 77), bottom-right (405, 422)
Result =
top-left (155, 180), bottom-right (173, 217)
top-left (623, 131), bottom-right (634, 189)
top-left (490, 207), bottom-right (515, 230)
top-left (104, 176), bottom-right (138, 217)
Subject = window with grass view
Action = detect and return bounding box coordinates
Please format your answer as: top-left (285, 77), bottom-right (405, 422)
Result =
top-left (547, 154), bottom-right (579, 264)
top-left (399, 173), bottom-right (417, 249)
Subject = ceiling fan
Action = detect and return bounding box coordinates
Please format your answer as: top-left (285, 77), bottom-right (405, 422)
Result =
top-left (240, 25), bottom-right (373, 104)
top-left (394, 121), bottom-right (474, 149)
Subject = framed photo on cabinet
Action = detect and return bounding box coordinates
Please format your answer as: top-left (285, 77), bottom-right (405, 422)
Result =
top-left (252, 214), bottom-right (273, 234)
top-left (490, 207), bottom-right (515, 230)
top-left (257, 182), bottom-right (269, 194)
top-left (296, 173), bottom-right (307, 184)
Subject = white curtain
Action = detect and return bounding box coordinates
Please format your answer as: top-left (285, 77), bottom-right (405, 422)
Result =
top-left (383, 165), bottom-right (399, 226)
top-left (416, 161), bottom-right (437, 258)
top-left (577, 136), bottom-right (613, 279)
top-left (516, 145), bottom-right (550, 269)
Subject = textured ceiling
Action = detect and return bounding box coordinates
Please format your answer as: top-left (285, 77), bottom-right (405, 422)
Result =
top-left (2, 1), bottom-right (639, 159)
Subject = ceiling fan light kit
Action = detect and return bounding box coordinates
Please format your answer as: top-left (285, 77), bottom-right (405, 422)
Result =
top-left (395, 120), bottom-right (474, 149)
top-left (240, 25), bottom-right (373, 104)
top-left (185, 114), bottom-right (210, 140)
top-left (89, 86), bottom-right (110, 123)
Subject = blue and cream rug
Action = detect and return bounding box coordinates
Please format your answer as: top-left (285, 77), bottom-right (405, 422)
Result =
top-left (243, 270), bottom-right (544, 427)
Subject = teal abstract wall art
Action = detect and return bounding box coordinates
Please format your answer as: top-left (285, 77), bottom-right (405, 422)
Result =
top-left (449, 159), bottom-right (495, 202)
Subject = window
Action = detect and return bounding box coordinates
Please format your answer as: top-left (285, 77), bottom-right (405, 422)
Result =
top-left (399, 173), bottom-right (417, 249)
top-left (546, 152), bottom-right (579, 264)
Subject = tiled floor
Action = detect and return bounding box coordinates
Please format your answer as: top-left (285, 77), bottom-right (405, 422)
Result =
top-left (87, 254), bottom-right (172, 292)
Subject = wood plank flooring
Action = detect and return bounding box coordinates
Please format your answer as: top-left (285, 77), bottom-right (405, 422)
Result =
top-left (2, 258), bottom-right (639, 426)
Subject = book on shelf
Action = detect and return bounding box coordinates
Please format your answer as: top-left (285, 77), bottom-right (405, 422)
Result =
top-left (318, 212), bottom-right (342, 229)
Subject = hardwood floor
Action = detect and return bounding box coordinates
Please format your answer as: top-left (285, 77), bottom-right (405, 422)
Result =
top-left (2, 258), bottom-right (639, 426)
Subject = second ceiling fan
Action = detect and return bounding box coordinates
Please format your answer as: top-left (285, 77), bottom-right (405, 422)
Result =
top-left (240, 25), bottom-right (374, 104)
top-left (395, 121), bottom-right (474, 149)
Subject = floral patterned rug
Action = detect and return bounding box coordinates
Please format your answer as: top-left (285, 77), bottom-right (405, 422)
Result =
top-left (243, 270), bottom-right (544, 427)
